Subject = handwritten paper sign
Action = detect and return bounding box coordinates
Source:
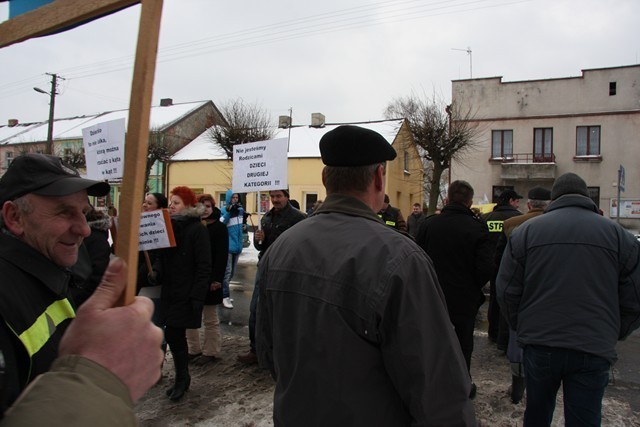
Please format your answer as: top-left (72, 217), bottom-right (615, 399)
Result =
top-left (232, 138), bottom-right (288, 193)
top-left (138, 209), bottom-right (176, 251)
top-left (82, 118), bottom-right (125, 180)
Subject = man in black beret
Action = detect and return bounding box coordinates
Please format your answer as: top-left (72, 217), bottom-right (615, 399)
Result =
top-left (256, 125), bottom-right (476, 425)
top-left (497, 172), bottom-right (640, 425)
top-left (0, 153), bottom-right (110, 414)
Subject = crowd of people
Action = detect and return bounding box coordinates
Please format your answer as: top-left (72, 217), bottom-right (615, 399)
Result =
top-left (0, 125), bottom-right (638, 425)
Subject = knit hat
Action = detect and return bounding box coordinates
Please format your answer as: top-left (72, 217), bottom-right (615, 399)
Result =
top-left (320, 125), bottom-right (396, 166)
top-left (551, 173), bottom-right (589, 200)
top-left (527, 186), bottom-right (551, 201)
top-left (170, 186), bottom-right (198, 207)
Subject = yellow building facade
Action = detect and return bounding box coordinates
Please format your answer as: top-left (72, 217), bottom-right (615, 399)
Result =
top-left (167, 119), bottom-right (424, 216)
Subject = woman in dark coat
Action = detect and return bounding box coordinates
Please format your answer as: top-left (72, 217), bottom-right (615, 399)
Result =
top-left (156, 186), bottom-right (211, 401)
top-left (186, 194), bottom-right (229, 366)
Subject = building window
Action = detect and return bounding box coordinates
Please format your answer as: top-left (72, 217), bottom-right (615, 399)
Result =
top-left (403, 151), bottom-right (409, 173)
top-left (4, 151), bottom-right (13, 169)
top-left (587, 187), bottom-right (600, 208)
top-left (304, 193), bottom-right (318, 215)
top-left (576, 126), bottom-right (601, 156)
top-left (609, 82), bottom-right (616, 96)
top-left (533, 128), bottom-right (553, 162)
top-left (491, 130), bottom-right (513, 158)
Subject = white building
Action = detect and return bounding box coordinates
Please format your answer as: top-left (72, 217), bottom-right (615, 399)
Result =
top-left (451, 64), bottom-right (640, 229)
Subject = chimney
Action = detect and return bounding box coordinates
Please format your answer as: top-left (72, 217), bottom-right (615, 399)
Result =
top-left (160, 98), bottom-right (173, 107)
top-left (8, 119), bottom-right (18, 127)
top-left (278, 115), bottom-right (291, 128)
top-left (311, 113), bottom-right (325, 127)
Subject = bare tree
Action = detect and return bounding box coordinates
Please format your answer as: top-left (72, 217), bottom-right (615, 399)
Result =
top-left (207, 98), bottom-right (274, 158)
top-left (385, 93), bottom-right (479, 215)
top-left (145, 129), bottom-right (180, 193)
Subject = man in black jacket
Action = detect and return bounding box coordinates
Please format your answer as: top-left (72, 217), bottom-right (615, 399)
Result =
top-left (377, 194), bottom-right (407, 232)
top-left (0, 153), bottom-right (110, 415)
top-left (415, 180), bottom-right (493, 397)
top-left (482, 189), bottom-right (522, 348)
top-left (237, 189), bottom-right (306, 364)
top-left (497, 173), bottom-right (640, 425)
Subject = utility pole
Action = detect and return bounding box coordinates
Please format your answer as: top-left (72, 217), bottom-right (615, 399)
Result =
top-left (33, 73), bottom-right (60, 155)
top-left (445, 104), bottom-right (453, 187)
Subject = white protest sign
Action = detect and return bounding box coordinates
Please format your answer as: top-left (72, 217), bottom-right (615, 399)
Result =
top-left (138, 209), bottom-right (176, 251)
top-left (82, 118), bottom-right (125, 180)
top-left (232, 138), bottom-right (289, 193)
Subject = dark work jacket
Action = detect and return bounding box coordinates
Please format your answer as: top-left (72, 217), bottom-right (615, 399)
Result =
top-left (481, 204), bottom-right (521, 275)
top-left (497, 195), bottom-right (640, 364)
top-left (204, 219), bottom-right (228, 305)
top-left (158, 208), bottom-right (212, 329)
top-left (377, 204), bottom-right (407, 231)
top-left (0, 232), bottom-right (75, 415)
top-left (254, 203), bottom-right (305, 258)
top-left (257, 194), bottom-right (476, 426)
top-left (415, 202), bottom-right (493, 316)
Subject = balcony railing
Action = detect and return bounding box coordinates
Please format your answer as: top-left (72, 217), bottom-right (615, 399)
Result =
top-left (491, 153), bottom-right (556, 163)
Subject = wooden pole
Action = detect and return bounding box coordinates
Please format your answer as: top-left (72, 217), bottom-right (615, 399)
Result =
top-left (115, 0), bottom-right (164, 306)
top-left (0, 0), bottom-right (164, 306)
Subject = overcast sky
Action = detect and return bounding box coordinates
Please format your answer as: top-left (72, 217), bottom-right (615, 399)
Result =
top-left (0, 0), bottom-right (638, 128)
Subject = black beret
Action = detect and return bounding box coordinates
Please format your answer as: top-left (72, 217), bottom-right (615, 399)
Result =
top-left (320, 125), bottom-right (397, 166)
top-left (527, 186), bottom-right (551, 200)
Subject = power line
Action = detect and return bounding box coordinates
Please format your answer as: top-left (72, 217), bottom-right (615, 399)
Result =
top-left (0, 0), bottom-right (532, 102)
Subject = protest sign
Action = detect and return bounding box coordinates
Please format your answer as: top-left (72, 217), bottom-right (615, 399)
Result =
top-left (138, 209), bottom-right (176, 251)
top-left (82, 118), bottom-right (126, 180)
top-left (232, 138), bottom-right (288, 193)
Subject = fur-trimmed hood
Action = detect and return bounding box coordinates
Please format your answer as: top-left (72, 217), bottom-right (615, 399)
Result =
top-left (171, 204), bottom-right (206, 219)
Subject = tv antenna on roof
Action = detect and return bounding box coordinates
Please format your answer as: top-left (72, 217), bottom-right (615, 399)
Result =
top-left (452, 47), bottom-right (472, 78)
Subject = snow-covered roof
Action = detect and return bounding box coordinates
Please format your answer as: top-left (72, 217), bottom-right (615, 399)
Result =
top-left (0, 101), bottom-right (210, 145)
top-left (171, 119), bottom-right (405, 161)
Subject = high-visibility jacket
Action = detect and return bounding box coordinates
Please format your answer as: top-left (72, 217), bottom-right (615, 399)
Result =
top-left (0, 232), bottom-right (75, 415)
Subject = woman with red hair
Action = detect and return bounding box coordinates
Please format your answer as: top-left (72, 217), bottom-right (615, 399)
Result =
top-left (155, 186), bottom-right (211, 401)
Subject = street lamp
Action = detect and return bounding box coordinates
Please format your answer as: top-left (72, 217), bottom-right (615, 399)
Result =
top-left (33, 73), bottom-right (58, 155)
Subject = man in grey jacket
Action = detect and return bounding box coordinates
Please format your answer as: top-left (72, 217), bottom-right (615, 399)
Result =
top-left (257, 125), bottom-right (476, 426)
top-left (497, 172), bottom-right (640, 426)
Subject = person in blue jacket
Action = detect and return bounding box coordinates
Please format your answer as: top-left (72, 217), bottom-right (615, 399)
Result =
top-left (221, 190), bottom-right (244, 309)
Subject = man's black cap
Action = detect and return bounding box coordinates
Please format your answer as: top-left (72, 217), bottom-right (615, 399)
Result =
top-left (527, 186), bottom-right (551, 201)
top-left (320, 125), bottom-right (397, 166)
top-left (499, 189), bottom-right (523, 202)
top-left (0, 153), bottom-right (110, 206)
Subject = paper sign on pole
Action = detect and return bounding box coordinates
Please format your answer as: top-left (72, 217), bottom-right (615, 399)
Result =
top-left (232, 138), bottom-right (289, 193)
top-left (82, 118), bottom-right (126, 180)
top-left (138, 209), bottom-right (176, 251)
